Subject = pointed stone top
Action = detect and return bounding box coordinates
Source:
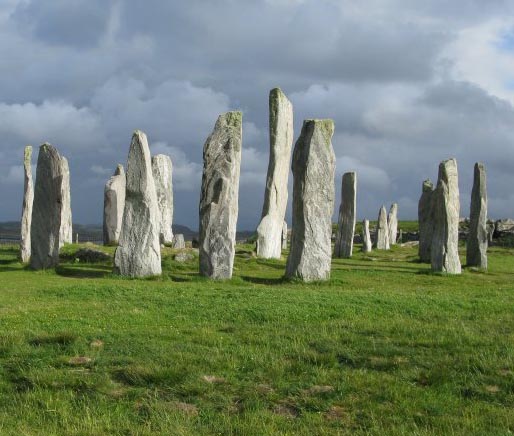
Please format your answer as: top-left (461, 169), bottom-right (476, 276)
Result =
top-left (24, 145), bottom-right (32, 161)
top-left (217, 111), bottom-right (242, 129)
top-left (303, 119), bottom-right (334, 142)
top-left (422, 179), bottom-right (434, 191)
top-left (114, 164), bottom-right (124, 176)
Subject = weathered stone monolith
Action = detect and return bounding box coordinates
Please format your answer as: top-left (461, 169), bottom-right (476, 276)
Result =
top-left (59, 157), bottom-right (72, 247)
top-left (387, 203), bottom-right (398, 245)
top-left (114, 130), bottom-right (161, 277)
top-left (374, 206), bottom-right (390, 250)
top-left (334, 172), bottom-right (357, 258)
top-left (30, 143), bottom-right (65, 269)
top-left (20, 146), bottom-right (33, 262)
top-left (466, 162), bottom-right (487, 269)
top-left (282, 221), bottom-right (288, 250)
top-left (362, 219), bottom-right (372, 253)
top-left (199, 111), bottom-right (242, 279)
top-left (285, 119), bottom-right (335, 281)
top-left (256, 88), bottom-right (293, 259)
top-left (418, 179), bottom-right (434, 262)
top-left (431, 158), bottom-right (461, 274)
top-left (103, 164), bottom-right (126, 245)
top-left (152, 154), bottom-right (174, 244)
top-left (172, 234), bottom-right (185, 249)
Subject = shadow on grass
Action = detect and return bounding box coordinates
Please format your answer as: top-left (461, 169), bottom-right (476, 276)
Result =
top-left (55, 264), bottom-right (111, 279)
top-left (240, 275), bottom-right (287, 285)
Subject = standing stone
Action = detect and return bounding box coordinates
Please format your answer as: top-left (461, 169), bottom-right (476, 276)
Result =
top-left (466, 162), bottom-right (487, 269)
top-left (362, 219), bottom-right (372, 253)
top-left (418, 179), bottom-right (435, 262)
top-left (256, 88), bottom-right (294, 259)
top-left (282, 221), bottom-right (288, 250)
top-left (103, 164), bottom-right (126, 245)
top-left (30, 144), bottom-right (65, 269)
top-left (20, 146), bottom-right (34, 262)
top-left (431, 158), bottom-right (461, 274)
top-left (285, 119), bottom-right (335, 281)
top-left (172, 234), bottom-right (185, 249)
top-left (114, 130), bottom-right (161, 277)
top-left (334, 172), bottom-right (357, 258)
top-left (59, 157), bottom-right (72, 247)
top-left (387, 203), bottom-right (398, 245)
top-left (152, 154), bottom-right (174, 244)
top-left (199, 112), bottom-right (242, 279)
top-left (374, 206), bottom-right (390, 250)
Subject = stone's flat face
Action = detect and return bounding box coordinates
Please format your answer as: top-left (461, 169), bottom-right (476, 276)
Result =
top-left (466, 162), bottom-right (488, 269)
top-left (30, 143), bottom-right (65, 269)
top-left (59, 156), bottom-right (72, 247)
top-left (282, 221), bottom-right (288, 250)
top-left (334, 172), bottom-right (357, 258)
top-left (114, 130), bottom-right (162, 277)
top-left (431, 158), bottom-right (461, 274)
top-left (374, 206), bottom-right (390, 250)
top-left (285, 119), bottom-right (335, 282)
top-left (152, 154), bottom-right (174, 244)
top-left (199, 111), bottom-right (242, 279)
top-left (362, 219), bottom-right (372, 253)
top-left (103, 164), bottom-right (126, 245)
top-left (387, 203), bottom-right (398, 245)
top-left (256, 88), bottom-right (293, 259)
top-left (20, 145), bottom-right (33, 263)
top-left (172, 234), bottom-right (185, 249)
top-left (418, 179), bottom-right (434, 263)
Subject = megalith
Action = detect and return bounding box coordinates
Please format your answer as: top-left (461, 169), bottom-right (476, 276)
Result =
top-left (387, 203), bottom-right (398, 245)
top-left (59, 156), bottom-right (72, 247)
top-left (114, 130), bottom-right (162, 277)
top-left (374, 206), bottom-right (390, 250)
top-left (285, 119), bottom-right (335, 281)
top-left (172, 234), bottom-right (185, 249)
top-left (199, 111), bottom-right (242, 279)
top-left (152, 154), bottom-right (174, 244)
top-left (418, 179), bottom-right (434, 262)
top-left (362, 219), bottom-right (372, 253)
top-left (466, 162), bottom-right (487, 269)
top-left (103, 164), bottom-right (126, 245)
top-left (334, 172), bottom-right (357, 258)
top-left (282, 221), bottom-right (288, 250)
top-left (256, 88), bottom-right (293, 259)
top-left (30, 143), bottom-right (66, 269)
top-left (431, 158), bottom-right (461, 274)
top-left (20, 146), bottom-right (34, 262)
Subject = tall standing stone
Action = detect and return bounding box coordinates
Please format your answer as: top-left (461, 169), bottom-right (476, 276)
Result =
top-left (431, 158), bottom-right (461, 274)
top-left (387, 203), bottom-right (398, 245)
top-left (256, 88), bottom-right (294, 259)
top-left (199, 112), bottom-right (242, 279)
top-left (30, 143), bottom-right (65, 269)
top-left (103, 164), bottom-right (126, 245)
top-left (418, 179), bottom-right (434, 262)
top-left (152, 154), bottom-right (174, 244)
top-left (362, 219), bottom-right (372, 253)
top-left (282, 221), bottom-right (288, 250)
top-left (59, 156), bottom-right (72, 247)
top-left (374, 206), bottom-right (390, 250)
top-left (466, 162), bottom-right (488, 269)
top-left (285, 119), bottom-right (335, 281)
top-left (114, 130), bottom-right (161, 277)
top-left (334, 172), bottom-right (357, 258)
top-left (20, 146), bottom-right (34, 263)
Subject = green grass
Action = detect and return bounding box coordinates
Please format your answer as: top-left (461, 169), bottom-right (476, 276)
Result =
top-left (1, 242), bottom-right (514, 435)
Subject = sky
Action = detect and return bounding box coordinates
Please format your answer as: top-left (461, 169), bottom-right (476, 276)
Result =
top-left (1, 0), bottom-right (514, 230)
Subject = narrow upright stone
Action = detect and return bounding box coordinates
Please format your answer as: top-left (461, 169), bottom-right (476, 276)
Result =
top-left (431, 158), bottom-right (461, 274)
top-left (418, 179), bottom-right (434, 262)
top-left (172, 234), bottom-right (185, 249)
top-left (199, 112), bottom-right (242, 279)
top-left (30, 143), bottom-right (66, 269)
top-left (103, 164), bottom-right (126, 245)
top-left (256, 88), bottom-right (294, 259)
top-left (334, 172), bottom-right (357, 258)
top-left (285, 119), bottom-right (335, 281)
top-left (114, 131), bottom-right (162, 277)
top-left (466, 162), bottom-right (488, 269)
top-left (20, 146), bottom-right (34, 262)
top-left (59, 157), bottom-right (72, 247)
top-left (374, 206), bottom-right (390, 250)
top-left (387, 203), bottom-right (398, 245)
top-left (152, 154), bottom-right (174, 244)
top-left (282, 221), bottom-right (288, 250)
top-left (362, 219), bottom-right (372, 253)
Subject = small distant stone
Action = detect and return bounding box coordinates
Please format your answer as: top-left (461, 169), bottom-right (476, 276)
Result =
top-left (68, 356), bottom-right (92, 366)
top-left (485, 385), bottom-right (500, 393)
top-left (302, 385), bottom-right (334, 395)
top-left (201, 375), bottom-right (225, 384)
top-left (90, 339), bottom-right (104, 348)
top-left (175, 252), bottom-right (194, 263)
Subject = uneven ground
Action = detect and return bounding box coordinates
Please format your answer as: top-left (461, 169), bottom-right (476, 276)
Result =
top-left (0, 242), bottom-right (513, 435)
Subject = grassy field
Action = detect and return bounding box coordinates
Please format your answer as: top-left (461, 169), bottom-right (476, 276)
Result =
top-left (1, 242), bottom-right (514, 435)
